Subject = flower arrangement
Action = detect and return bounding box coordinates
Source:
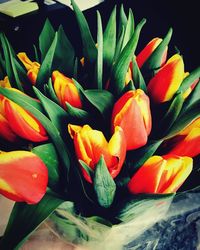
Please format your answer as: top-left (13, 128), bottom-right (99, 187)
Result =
top-left (0, 1), bottom-right (200, 249)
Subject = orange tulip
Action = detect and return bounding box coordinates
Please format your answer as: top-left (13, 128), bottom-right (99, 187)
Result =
top-left (136, 38), bottom-right (167, 68)
top-left (147, 54), bottom-right (185, 103)
top-left (18, 52), bottom-right (40, 85)
top-left (111, 89), bottom-right (152, 150)
top-left (0, 151), bottom-right (48, 204)
top-left (0, 76), bottom-right (11, 88)
top-left (1, 95), bottom-right (48, 142)
top-left (128, 154), bottom-right (192, 194)
top-left (68, 124), bottom-right (126, 182)
top-left (166, 118), bottom-right (200, 157)
top-left (52, 71), bottom-right (82, 110)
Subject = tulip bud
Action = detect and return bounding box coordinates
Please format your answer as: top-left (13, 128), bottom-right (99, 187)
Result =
top-left (0, 76), bottom-right (11, 88)
top-left (1, 96), bottom-right (48, 142)
top-left (136, 38), bottom-right (167, 68)
top-left (68, 124), bottom-right (126, 183)
top-left (18, 52), bottom-right (40, 85)
top-left (52, 71), bottom-right (82, 110)
top-left (0, 151), bottom-right (48, 204)
top-left (111, 89), bottom-right (152, 150)
top-left (166, 118), bottom-right (200, 157)
top-left (128, 154), bottom-right (192, 194)
top-left (147, 54), bottom-right (185, 103)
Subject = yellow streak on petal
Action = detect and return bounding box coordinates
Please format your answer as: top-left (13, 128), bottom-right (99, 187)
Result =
top-left (0, 178), bottom-right (17, 194)
top-left (0, 150), bottom-right (33, 164)
top-left (9, 101), bottom-right (40, 132)
top-left (0, 76), bottom-right (11, 88)
top-left (178, 118), bottom-right (200, 136)
top-left (68, 124), bottom-right (82, 139)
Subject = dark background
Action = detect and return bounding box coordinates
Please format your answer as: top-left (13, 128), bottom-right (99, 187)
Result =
top-left (0, 0), bottom-right (199, 71)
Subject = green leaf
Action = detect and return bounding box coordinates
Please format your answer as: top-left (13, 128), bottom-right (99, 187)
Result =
top-left (116, 193), bottom-right (174, 222)
top-left (127, 140), bottom-right (163, 176)
top-left (94, 156), bottom-right (116, 208)
top-left (110, 18), bottom-right (146, 96)
top-left (103, 6), bottom-right (116, 81)
top-left (32, 143), bottom-right (60, 189)
top-left (52, 25), bottom-right (75, 76)
top-left (44, 78), bottom-right (59, 104)
top-left (83, 89), bottom-right (114, 119)
top-left (0, 87), bottom-right (43, 112)
top-left (159, 93), bottom-right (184, 137)
top-left (71, 0), bottom-right (97, 65)
top-left (0, 194), bottom-right (64, 250)
top-left (121, 9), bottom-right (134, 49)
top-left (118, 4), bottom-right (127, 36)
top-left (0, 33), bottom-right (23, 91)
top-left (66, 102), bottom-right (91, 122)
top-left (143, 28), bottom-right (173, 70)
top-left (96, 11), bottom-right (103, 90)
top-left (178, 66), bottom-right (200, 93)
top-left (165, 99), bottom-right (200, 139)
top-left (36, 32), bottom-right (58, 90)
top-left (33, 86), bottom-right (68, 134)
top-left (39, 19), bottom-right (55, 61)
top-left (132, 56), bottom-right (146, 92)
top-left (79, 160), bottom-right (94, 180)
top-left (113, 26), bottom-right (125, 62)
top-left (33, 44), bottom-right (39, 62)
top-left (14, 58), bottom-right (32, 88)
top-left (0, 87), bottom-right (71, 180)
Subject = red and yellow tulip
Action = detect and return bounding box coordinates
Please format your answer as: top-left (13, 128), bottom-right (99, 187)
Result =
top-left (111, 89), bottom-right (152, 150)
top-left (52, 71), bottom-right (82, 110)
top-left (68, 124), bottom-right (126, 182)
top-left (136, 37), bottom-right (167, 68)
top-left (166, 118), bottom-right (200, 157)
top-left (147, 54), bottom-right (185, 103)
top-left (0, 151), bottom-right (48, 204)
top-left (1, 95), bottom-right (48, 142)
top-left (128, 154), bottom-right (192, 194)
top-left (18, 52), bottom-right (40, 85)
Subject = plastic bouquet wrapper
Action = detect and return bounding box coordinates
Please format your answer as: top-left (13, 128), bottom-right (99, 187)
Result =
top-left (0, 1), bottom-right (200, 249)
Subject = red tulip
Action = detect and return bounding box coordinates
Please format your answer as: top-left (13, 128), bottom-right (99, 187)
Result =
top-left (111, 89), bottom-right (152, 150)
top-left (147, 54), bottom-right (185, 103)
top-left (166, 118), bottom-right (200, 157)
top-left (68, 124), bottom-right (126, 183)
top-left (18, 52), bottom-right (40, 85)
top-left (52, 71), bottom-right (82, 110)
top-left (1, 95), bottom-right (48, 142)
top-left (128, 154), bottom-right (192, 194)
top-left (136, 38), bottom-right (167, 68)
top-left (0, 151), bottom-right (48, 204)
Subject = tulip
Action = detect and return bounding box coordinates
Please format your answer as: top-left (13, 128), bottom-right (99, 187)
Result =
top-left (166, 118), bottom-right (200, 157)
top-left (0, 151), bottom-right (48, 204)
top-left (18, 52), bottom-right (40, 84)
top-left (147, 54), bottom-right (185, 103)
top-left (68, 124), bottom-right (126, 182)
top-left (136, 38), bottom-right (167, 68)
top-left (111, 89), bottom-right (152, 150)
top-left (0, 113), bottom-right (17, 142)
top-left (52, 71), bottom-right (82, 110)
top-left (1, 95), bottom-right (48, 142)
top-left (128, 154), bottom-right (192, 194)
top-left (0, 76), bottom-right (11, 88)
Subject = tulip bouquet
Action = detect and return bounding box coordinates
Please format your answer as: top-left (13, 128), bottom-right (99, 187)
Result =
top-left (0, 1), bottom-right (200, 249)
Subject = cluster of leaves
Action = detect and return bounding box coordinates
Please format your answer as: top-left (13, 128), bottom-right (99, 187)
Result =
top-left (0, 1), bottom-right (200, 249)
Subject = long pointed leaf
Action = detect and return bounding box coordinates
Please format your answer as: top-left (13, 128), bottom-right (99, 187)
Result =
top-left (121, 8), bottom-right (134, 49)
top-left (96, 11), bottom-right (103, 89)
top-left (178, 66), bottom-right (200, 92)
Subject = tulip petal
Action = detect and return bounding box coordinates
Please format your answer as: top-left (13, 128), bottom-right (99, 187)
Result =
top-left (4, 99), bottom-right (48, 142)
top-left (148, 54), bottom-right (184, 103)
top-left (0, 113), bottom-right (17, 142)
top-left (0, 151), bottom-right (48, 204)
top-left (128, 156), bottom-right (165, 193)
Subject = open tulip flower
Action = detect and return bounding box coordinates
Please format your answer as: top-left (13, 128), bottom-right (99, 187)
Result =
top-left (147, 54), bottom-right (185, 103)
top-left (128, 155), bottom-right (193, 194)
top-left (68, 124), bottom-right (126, 182)
top-left (0, 151), bottom-right (48, 204)
top-left (52, 70), bottom-right (82, 110)
top-left (0, 95), bottom-right (48, 142)
top-left (111, 89), bottom-right (152, 150)
top-left (18, 52), bottom-right (40, 85)
top-left (165, 118), bottom-right (200, 157)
